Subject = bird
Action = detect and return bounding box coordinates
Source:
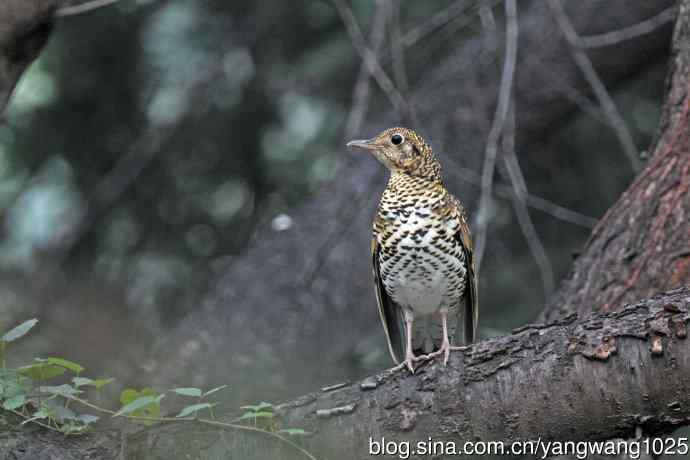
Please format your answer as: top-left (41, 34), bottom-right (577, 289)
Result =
top-left (347, 127), bottom-right (478, 373)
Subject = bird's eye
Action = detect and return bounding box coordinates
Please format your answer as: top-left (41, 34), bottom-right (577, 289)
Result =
top-left (391, 134), bottom-right (404, 145)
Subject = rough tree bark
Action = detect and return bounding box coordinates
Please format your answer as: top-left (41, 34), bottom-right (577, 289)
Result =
top-left (543, 0), bottom-right (690, 322)
top-left (0, 1), bottom-right (688, 459)
top-left (129, 288), bottom-right (690, 459)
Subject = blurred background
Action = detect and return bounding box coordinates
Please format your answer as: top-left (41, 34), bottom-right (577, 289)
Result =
top-left (0, 0), bottom-right (675, 408)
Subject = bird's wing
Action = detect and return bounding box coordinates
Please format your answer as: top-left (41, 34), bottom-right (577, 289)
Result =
top-left (371, 237), bottom-right (405, 363)
top-left (449, 194), bottom-right (479, 344)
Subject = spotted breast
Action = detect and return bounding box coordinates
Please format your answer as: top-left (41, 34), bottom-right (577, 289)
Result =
top-left (375, 176), bottom-right (467, 353)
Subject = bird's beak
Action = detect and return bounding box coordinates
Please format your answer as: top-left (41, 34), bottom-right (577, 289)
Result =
top-left (346, 138), bottom-right (375, 150)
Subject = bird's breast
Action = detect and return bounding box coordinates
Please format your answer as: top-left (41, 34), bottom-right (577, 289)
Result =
top-left (376, 205), bottom-right (467, 315)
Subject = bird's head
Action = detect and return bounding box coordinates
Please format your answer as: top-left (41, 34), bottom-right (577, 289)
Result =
top-left (347, 127), bottom-right (442, 182)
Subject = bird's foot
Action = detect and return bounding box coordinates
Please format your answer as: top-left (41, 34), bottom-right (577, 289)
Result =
top-left (390, 352), bottom-right (425, 374)
top-left (419, 342), bottom-right (467, 367)
top-left (418, 344), bottom-right (450, 366)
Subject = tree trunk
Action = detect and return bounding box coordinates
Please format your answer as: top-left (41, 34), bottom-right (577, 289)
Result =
top-left (542, 0), bottom-right (690, 322)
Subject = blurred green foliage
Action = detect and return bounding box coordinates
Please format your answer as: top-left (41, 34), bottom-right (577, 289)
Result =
top-left (0, 0), bottom-right (365, 321)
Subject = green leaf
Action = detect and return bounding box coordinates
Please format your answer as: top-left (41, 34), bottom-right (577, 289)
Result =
top-left (60, 423), bottom-right (88, 434)
top-left (117, 388), bottom-right (162, 420)
top-left (238, 411), bottom-right (274, 420)
top-left (2, 394), bottom-right (26, 410)
top-left (203, 385), bottom-right (228, 398)
top-left (76, 414), bottom-right (99, 425)
top-left (119, 388), bottom-right (141, 406)
top-left (171, 387), bottom-right (202, 398)
top-left (72, 377), bottom-right (94, 387)
top-left (240, 401), bottom-right (273, 413)
top-left (1, 380), bottom-right (29, 399)
top-left (45, 357), bottom-right (85, 374)
top-left (115, 395), bottom-right (156, 416)
top-left (18, 363), bottom-right (66, 380)
top-left (39, 384), bottom-right (82, 398)
top-left (175, 402), bottom-right (215, 418)
top-left (114, 394), bottom-right (164, 417)
top-left (92, 378), bottom-right (114, 389)
top-left (278, 428), bottom-right (309, 436)
top-left (53, 405), bottom-right (77, 422)
top-left (1, 319), bottom-right (38, 343)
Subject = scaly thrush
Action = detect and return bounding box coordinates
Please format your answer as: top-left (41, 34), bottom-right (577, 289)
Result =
top-left (348, 127), bottom-right (478, 373)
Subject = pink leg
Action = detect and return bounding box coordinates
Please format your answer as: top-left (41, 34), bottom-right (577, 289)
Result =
top-left (390, 317), bottom-right (424, 373)
top-left (420, 310), bottom-right (467, 366)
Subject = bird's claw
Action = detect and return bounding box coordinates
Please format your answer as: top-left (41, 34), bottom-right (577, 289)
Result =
top-left (390, 354), bottom-right (425, 374)
top-left (419, 342), bottom-right (467, 367)
top-left (418, 347), bottom-right (449, 366)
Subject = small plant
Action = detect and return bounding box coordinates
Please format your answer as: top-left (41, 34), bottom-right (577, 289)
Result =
top-left (171, 385), bottom-right (226, 418)
top-left (237, 402), bottom-right (308, 437)
top-left (0, 319), bottom-right (314, 459)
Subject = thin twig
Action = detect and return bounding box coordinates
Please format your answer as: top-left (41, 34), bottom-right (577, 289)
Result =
top-left (402, 1), bottom-right (503, 79)
top-left (523, 54), bottom-right (609, 126)
top-left (344, 0), bottom-right (389, 139)
top-left (474, 0), bottom-right (519, 274)
top-left (478, 2), bottom-right (498, 52)
top-left (303, 0), bottom-right (392, 285)
top-left (64, 395), bottom-right (317, 460)
top-left (578, 6), bottom-right (676, 49)
top-left (444, 163), bottom-right (597, 228)
top-left (400, 0), bottom-right (501, 49)
top-left (10, 409), bottom-right (63, 433)
top-left (56, 0), bottom-right (120, 17)
top-left (547, 0), bottom-right (641, 171)
top-left (501, 102), bottom-right (555, 298)
top-left (389, 0), bottom-right (417, 126)
top-left (300, 171), bottom-right (382, 286)
top-left (55, 126), bottom-right (171, 262)
top-left (332, 0), bottom-right (408, 115)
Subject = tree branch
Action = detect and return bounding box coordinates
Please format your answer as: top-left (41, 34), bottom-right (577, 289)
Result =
top-left (332, 0), bottom-right (408, 117)
top-left (547, 0), bottom-right (642, 172)
top-left (0, 0), bottom-right (63, 114)
top-left (474, 0), bottom-right (519, 273)
top-left (130, 288), bottom-right (690, 459)
top-left (444, 163), bottom-right (598, 228)
top-left (501, 102), bottom-right (556, 299)
top-left (55, 0), bottom-right (119, 17)
top-left (343, 0), bottom-right (389, 140)
top-left (579, 6), bottom-right (676, 49)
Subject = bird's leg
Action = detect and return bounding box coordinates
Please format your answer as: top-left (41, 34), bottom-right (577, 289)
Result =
top-left (390, 314), bottom-right (423, 373)
top-left (420, 309), bottom-right (462, 366)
